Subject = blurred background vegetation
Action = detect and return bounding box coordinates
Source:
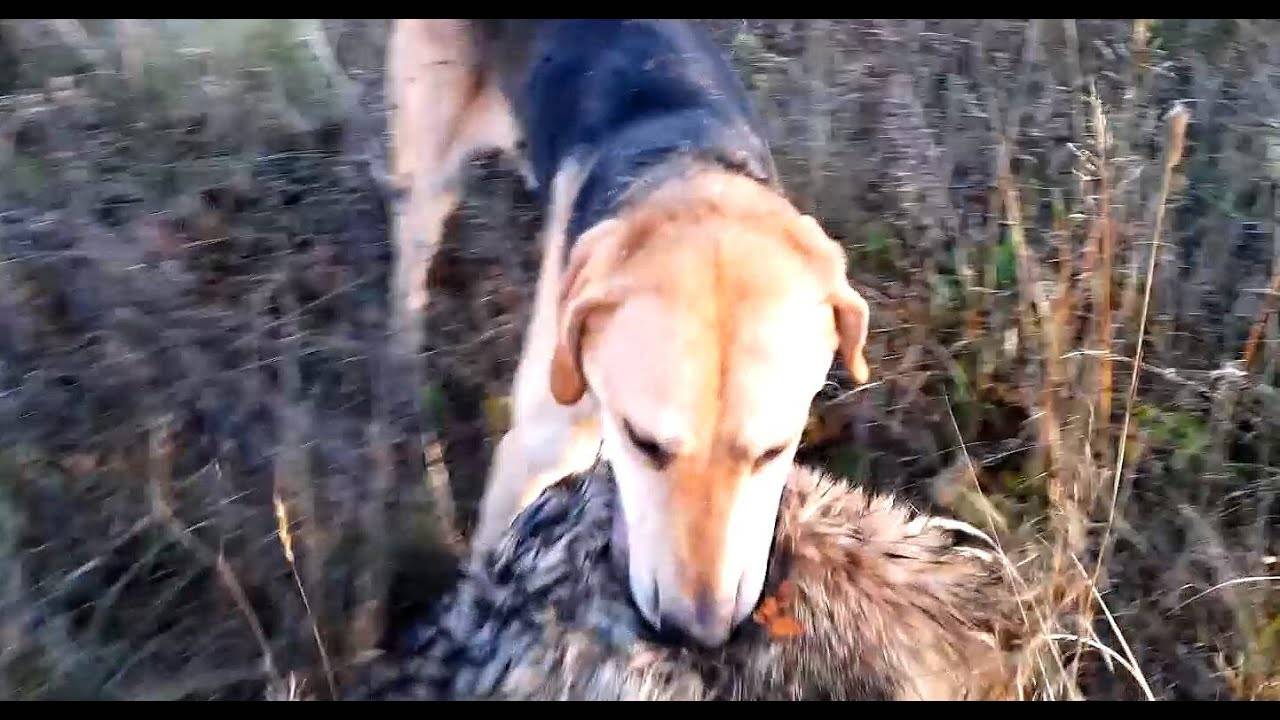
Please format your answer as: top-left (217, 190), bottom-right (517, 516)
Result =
top-left (0, 19), bottom-right (1276, 700)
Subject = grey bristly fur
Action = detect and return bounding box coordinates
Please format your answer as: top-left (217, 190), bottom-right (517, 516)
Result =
top-left (347, 461), bottom-right (1024, 700)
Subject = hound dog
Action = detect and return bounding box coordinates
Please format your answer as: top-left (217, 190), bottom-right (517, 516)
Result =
top-left (386, 19), bottom-right (871, 648)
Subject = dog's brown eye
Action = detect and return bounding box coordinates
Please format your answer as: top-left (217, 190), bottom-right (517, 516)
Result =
top-left (753, 444), bottom-right (788, 472)
top-left (623, 420), bottom-right (672, 468)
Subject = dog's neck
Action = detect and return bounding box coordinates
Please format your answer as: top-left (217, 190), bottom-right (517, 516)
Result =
top-left (564, 165), bottom-right (801, 273)
top-left (617, 167), bottom-right (803, 234)
top-left (563, 115), bottom-right (779, 259)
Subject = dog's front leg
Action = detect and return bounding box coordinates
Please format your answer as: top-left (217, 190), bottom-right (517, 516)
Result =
top-left (473, 397), bottom-right (601, 555)
top-left (471, 161), bottom-right (604, 557)
top-left (471, 270), bottom-right (602, 556)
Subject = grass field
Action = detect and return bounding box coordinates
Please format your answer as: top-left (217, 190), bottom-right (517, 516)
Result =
top-left (0, 19), bottom-right (1277, 700)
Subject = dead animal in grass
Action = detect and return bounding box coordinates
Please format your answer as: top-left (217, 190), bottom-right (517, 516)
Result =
top-left (348, 461), bottom-right (1026, 700)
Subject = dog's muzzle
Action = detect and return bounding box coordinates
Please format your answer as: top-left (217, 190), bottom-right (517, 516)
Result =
top-left (609, 504), bottom-right (752, 648)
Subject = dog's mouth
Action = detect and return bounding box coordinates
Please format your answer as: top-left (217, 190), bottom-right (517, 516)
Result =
top-left (604, 498), bottom-right (794, 651)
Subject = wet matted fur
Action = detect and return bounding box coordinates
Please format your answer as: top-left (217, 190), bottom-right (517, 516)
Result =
top-left (348, 463), bottom-right (1025, 700)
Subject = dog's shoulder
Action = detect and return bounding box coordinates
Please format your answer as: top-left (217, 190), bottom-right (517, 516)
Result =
top-left (505, 21), bottom-right (779, 242)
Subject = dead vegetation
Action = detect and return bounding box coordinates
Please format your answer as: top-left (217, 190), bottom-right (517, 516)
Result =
top-left (0, 19), bottom-right (1277, 700)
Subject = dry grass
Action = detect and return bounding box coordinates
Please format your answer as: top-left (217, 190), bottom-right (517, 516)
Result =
top-left (0, 19), bottom-right (1277, 700)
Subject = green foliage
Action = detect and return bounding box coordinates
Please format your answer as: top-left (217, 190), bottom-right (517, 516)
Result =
top-left (1133, 402), bottom-right (1211, 472)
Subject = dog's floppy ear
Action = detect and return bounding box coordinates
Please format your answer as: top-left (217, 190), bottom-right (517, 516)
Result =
top-left (795, 215), bottom-right (871, 385)
top-left (830, 279), bottom-right (871, 385)
top-left (550, 218), bottom-right (627, 405)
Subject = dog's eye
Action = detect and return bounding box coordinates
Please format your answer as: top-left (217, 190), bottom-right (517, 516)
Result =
top-left (753, 444), bottom-right (788, 472)
top-left (623, 420), bottom-right (672, 468)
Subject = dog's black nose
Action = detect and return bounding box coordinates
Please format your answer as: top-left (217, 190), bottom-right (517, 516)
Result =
top-left (653, 613), bottom-right (696, 646)
top-left (651, 587), bottom-right (736, 648)
top-left (694, 588), bottom-right (718, 628)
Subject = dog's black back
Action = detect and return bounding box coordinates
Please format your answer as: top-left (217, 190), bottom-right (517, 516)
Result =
top-left (475, 20), bottom-right (779, 243)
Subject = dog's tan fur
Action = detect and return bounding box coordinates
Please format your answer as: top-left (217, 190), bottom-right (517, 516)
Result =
top-left (387, 20), bottom-right (871, 646)
top-left (385, 20), bottom-right (520, 357)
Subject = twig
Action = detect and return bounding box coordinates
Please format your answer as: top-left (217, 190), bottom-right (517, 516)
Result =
top-left (273, 289), bottom-right (337, 699)
top-left (1241, 198), bottom-right (1280, 370)
top-left (147, 417), bottom-right (281, 686)
top-left (1170, 576), bottom-right (1280, 612)
top-left (273, 493), bottom-right (337, 699)
top-left (1045, 633), bottom-right (1153, 696)
top-left (1090, 88), bottom-right (1116, 454)
top-left (1093, 103), bottom-right (1190, 596)
top-left (1069, 553), bottom-right (1156, 700)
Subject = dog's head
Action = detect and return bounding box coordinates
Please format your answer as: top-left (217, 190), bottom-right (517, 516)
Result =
top-left (548, 172), bottom-right (871, 648)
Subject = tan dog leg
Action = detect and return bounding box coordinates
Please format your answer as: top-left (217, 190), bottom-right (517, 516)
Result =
top-left (386, 19), bottom-right (519, 359)
top-left (387, 23), bottom-right (599, 556)
top-left (472, 164), bottom-right (603, 555)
